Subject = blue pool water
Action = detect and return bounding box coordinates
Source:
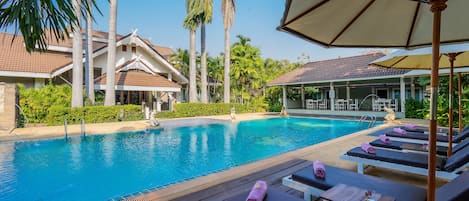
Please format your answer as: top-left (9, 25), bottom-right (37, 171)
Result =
top-left (0, 117), bottom-right (374, 200)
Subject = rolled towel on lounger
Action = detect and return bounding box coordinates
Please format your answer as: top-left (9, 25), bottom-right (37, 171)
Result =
top-left (313, 160), bottom-right (326, 179)
top-left (379, 134), bottom-right (391, 144)
top-left (404, 124), bottom-right (417, 130)
top-left (393, 127), bottom-right (407, 134)
top-left (361, 142), bottom-right (376, 154)
top-left (246, 180), bottom-right (267, 201)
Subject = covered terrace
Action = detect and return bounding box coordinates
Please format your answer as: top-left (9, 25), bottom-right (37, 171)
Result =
top-left (268, 54), bottom-right (425, 118)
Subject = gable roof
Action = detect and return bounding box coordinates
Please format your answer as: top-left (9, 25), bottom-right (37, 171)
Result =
top-left (0, 31), bottom-right (180, 81)
top-left (94, 70), bottom-right (180, 91)
top-left (268, 53), bottom-right (410, 86)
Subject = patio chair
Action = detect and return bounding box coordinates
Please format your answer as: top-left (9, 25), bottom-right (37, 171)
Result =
top-left (369, 137), bottom-right (469, 156)
top-left (340, 144), bottom-right (469, 180)
top-left (282, 164), bottom-right (469, 201)
top-left (318, 100), bottom-right (327, 110)
top-left (385, 128), bottom-right (469, 146)
top-left (348, 99), bottom-right (359, 111)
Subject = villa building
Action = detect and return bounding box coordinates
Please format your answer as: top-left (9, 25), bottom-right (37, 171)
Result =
top-left (0, 30), bottom-right (188, 112)
top-left (268, 53), bottom-right (450, 118)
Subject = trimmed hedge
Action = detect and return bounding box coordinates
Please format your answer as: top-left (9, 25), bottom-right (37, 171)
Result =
top-left (46, 105), bottom-right (144, 126)
top-left (155, 103), bottom-right (256, 118)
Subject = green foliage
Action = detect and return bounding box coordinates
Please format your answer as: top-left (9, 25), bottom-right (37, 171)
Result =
top-left (0, 0), bottom-right (100, 52)
top-left (19, 84), bottom-right (72, 124)
top-left (46, 105), bottom-right (143, 126)
top-left (405, 99), bottom-right (425, 119)
top-left (155, 103), bottom-right (262, 118)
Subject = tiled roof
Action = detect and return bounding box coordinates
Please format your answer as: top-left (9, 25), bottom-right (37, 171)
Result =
top-left (268, 53), bottom-right (410, 85)
top-left (0, 33), bottom-right (72, 74)
top-left (0, 31), bottom-right (175, 74)
top-left (95, 70), bottom-right (181, 88)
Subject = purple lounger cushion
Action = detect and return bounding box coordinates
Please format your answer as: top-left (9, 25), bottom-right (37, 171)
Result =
top-left (226, 188), bottom-right (304, 201)
top-left (346, 147), bottom-right (445, 170)
top-left (291, 165), bottom-right (427, 201)
top-left (246, 181), bottom-right (267, 201)
top-left (369, 139), bottom-right (448, 156)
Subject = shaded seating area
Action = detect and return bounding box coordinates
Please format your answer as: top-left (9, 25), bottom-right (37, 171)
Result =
top-left (340, 145), bottom-right (469, 180)
top-left (282, 164), bottom-right (469, 201)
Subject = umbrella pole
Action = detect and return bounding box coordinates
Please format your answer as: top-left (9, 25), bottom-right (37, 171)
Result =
top-left (429, 1), bottom-right (447, 201)
top-left (458, 72), bottom-right (463, 133)
top-left (447, 54), bottom-right (455, 157)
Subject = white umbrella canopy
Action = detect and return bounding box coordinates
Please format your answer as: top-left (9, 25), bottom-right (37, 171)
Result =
top-left (279, 0), bottom-right (469, 48)
top-left (371, 43), bottom-right (469, 68)
top-left (278, 1), bottom-right (469, 201)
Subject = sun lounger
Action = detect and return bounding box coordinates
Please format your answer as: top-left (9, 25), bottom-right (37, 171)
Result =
top-left (369, 137), bottom-right (469, 156)
top-left (401, 124), bottom-right (468, 135)
top-left (385, 128), bottom-right (469, 146)
top-left (282, 165), bottom-right (469, 201)
top-left (340, 144), bottom-right (469, 180)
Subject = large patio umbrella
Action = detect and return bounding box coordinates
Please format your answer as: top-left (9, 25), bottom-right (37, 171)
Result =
top-left (278, 0), bottom-right (469, 200)
top-left (371, 44), bottom-right (469, 156)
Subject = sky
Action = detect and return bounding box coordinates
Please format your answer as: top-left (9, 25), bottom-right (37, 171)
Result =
top-left (90, 0), bottom-right (375, 62)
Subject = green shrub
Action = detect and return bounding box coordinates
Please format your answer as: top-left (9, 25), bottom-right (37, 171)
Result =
top-left (155, 103), bottom-right (260, 119)
top-left (405, 99), bottom-right (425, 119)
top-left (46, 105), bottom-right (144, 126)
top-left (19, 84), bottom-right (72, 124)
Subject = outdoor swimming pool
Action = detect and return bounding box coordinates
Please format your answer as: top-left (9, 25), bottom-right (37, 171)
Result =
top-left (0, 117), bottom-right (375, 200)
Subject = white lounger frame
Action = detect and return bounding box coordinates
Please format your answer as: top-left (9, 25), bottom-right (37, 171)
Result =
top-left (282, 175), bottom-right (324, 201)
top-left (340, 154), bottom-right (468, 180)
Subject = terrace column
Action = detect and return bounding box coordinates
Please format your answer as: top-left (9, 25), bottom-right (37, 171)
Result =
top-left (410, 77), bottom-right (416, 99)
top-left (282, 85), bottom-right (287, 109)
top-left (400, 77), bottom-right (406, 113)
top-left (155, 91), bottom-right (161, 112)
top-left (329, 82), bottom-right (335, 111)
top-left (346, 81), bottom-right (350, 100)
top-left (168, 92), bottom-right (174, 111)
top-left (300, 84), bottom-right (305, 109)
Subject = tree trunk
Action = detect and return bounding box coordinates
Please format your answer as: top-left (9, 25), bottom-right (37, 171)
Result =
top-left (200, 23), bottom-right (208, 103)
top-left (104, 0), bottom-right (117, 106)
top-left (189, 29), bottom-right (197, 102)
top-left (223, 27), bottom-right (230, 103)
top-left (71, 0), bottom-right (83, 107)
top-left (86, 0), bottom-right (95, 105)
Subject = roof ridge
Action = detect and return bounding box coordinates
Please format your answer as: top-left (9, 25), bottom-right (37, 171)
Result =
top-left (304, 53), bottom-right (385, 66)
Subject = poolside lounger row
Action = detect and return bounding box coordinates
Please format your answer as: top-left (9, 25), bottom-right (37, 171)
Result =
top-left (385, 127), bottom-right (469, 146)
top-left (340, 144), bottom-right (469, 180)
top-left (401, 124), bottom-right (469, 135)
top-left (369, 137), bottom-right (469, 156)
top-left (282, 164), bottom-right (469, 201)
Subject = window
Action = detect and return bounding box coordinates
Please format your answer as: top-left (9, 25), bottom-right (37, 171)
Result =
top-left (131, 46), bottom-right (137, 53)
top-left (94, 68), bottom-right (102, 78)
top-left (376, 88), bottom-right (388, 99)
top-left (122, 45), bottom-right (127, 52)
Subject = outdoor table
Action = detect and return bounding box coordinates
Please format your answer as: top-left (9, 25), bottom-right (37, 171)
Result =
top-left (317, 184), bottom-right (395, 201)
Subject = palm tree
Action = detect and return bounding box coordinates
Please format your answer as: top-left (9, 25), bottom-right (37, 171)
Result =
top-left (199, 0), bottom-right (213, 103)
top-left (104, 0), bottom-right (117, 106)
top-left (183, 0), bottom-right (202, 102)
top-left (0, 0), bottom-right (98, 52)
top-left (222, 0), bottom-right (235, 103)
top-left (71, 0), bottom-right (83, 107)
top-left (86, 0), bottom-right (95, 105)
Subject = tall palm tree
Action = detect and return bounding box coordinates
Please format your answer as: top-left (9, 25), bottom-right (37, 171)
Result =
top-left (104, 0), bottom-right (117, 106)
top-left (0, 0), bottom-right (98, 52)
top-left (222, 0), bottom-right (235, 103)
top-left (183, 0), bottom-right (202, 102)
top-left (71, 0), bottom-right (83, 107)
top-left (199, 0), bottom-right (213, 103)
top-left (86, 0), bottom-right (95, 105)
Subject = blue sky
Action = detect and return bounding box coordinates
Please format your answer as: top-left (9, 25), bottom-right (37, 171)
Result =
top-left (91, 0), bottom-right (375, 62)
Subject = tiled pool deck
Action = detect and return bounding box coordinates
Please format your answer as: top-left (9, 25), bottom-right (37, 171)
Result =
top-left (0, 114), bottom-right (444, 200)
